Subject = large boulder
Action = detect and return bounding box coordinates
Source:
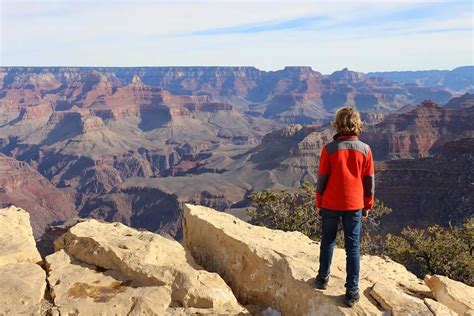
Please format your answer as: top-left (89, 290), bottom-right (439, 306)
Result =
top-left (369, 283), bottom-right (431, 315)
top-left (55, 218), bottom-right (247, 314)
top-left (0, 205), bottom-right (42, 265)
top-left (0, 263), bottom-right (47, 315)
top-left (425, 275), bottom-right (474, 315)
top-left (0, 206), bottom-right (46, 315)
top-left (46, 250), bottom-right (171, 315)
top-left (183, 204), bottom-right (435, 315)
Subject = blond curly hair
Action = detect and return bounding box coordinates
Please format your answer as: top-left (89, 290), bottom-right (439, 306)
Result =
top-left (332, 107), bottom-right (363, 134)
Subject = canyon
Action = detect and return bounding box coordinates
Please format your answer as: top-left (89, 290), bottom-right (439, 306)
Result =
top-left (0, 66), bottom-right (472, 241)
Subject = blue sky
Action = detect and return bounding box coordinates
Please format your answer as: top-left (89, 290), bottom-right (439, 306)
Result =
top-left (1, 0), bottom-right (472, 73)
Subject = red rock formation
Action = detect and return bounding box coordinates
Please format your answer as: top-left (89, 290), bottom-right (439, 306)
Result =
top-left (81, 115), bottom-right (106, 133)
top-left (0, 88), bottom-right (41, 109)
top-left (328, 67), bottom-right (368, 84)
top-left (0, 154), bottom-right (76, 237)
top-left (361, 100), bottom-right (474, 159)
top-left (9, 72), bottom-right (62, 91)
top-left (18, 102), bottom-right (53, 121)
top-left (0, 67), bottom-right (457, 126)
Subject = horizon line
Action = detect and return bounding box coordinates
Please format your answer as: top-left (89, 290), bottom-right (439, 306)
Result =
top-left (1, 65), bottom-right (472, 75)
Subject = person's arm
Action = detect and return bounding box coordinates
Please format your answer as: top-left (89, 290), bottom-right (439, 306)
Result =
top-left (316, 146), bottom-right (330, 209)
top-left (363, 148), bottom-right (375, 211)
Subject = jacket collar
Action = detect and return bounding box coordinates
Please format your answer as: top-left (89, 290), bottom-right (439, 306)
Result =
top-left (333, 132), bottom-right (359, 140)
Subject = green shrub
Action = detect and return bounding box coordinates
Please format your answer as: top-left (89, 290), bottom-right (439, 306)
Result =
top-left (246, 182), bottom-right (320, 239)
top-left (385, 219), bottom-right (474, 286)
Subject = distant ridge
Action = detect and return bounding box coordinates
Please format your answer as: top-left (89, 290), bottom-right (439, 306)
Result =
top-left (368, 65), bottom-right (474, 92)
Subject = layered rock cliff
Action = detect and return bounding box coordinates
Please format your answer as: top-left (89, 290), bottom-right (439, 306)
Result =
top-left (0, 154), bottom-right (76, 237)
top-left (376, 137), bottom-right (474, 232)
top-left (1, 205), bottom-right (473, 315)
top-left (1, 66), bottom-right (455, 124)
top-left (361, 100), bottom-right (474, 160)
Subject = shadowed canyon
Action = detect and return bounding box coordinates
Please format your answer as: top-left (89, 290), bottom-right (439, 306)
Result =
top-left (0, 66), bottom-right (473, 242)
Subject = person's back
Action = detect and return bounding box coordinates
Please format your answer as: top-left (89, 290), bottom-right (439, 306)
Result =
top-left (314, 107), bottom-right (374, 307)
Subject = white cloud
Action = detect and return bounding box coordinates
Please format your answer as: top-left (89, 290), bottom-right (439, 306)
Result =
top-left (1, 0), bottom-right (472, 71)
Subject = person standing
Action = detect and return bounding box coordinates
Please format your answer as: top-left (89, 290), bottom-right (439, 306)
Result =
top-left (314, 107), bottom-right (375, 307)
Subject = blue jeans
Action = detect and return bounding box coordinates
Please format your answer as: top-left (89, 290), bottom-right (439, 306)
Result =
top-left (318, 208), bottom-right (362, 292)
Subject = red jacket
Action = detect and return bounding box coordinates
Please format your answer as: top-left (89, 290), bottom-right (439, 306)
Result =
top-left (316, 134), bottom-right (374, 211)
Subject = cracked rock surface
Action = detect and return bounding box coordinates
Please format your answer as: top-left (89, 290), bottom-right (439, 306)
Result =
top-left (54, 218), bottom-right (247, 314)
top-left (1, 204), bottom-right (473, 315)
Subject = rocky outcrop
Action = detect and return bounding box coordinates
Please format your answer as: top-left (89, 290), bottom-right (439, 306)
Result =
top-left (425, 275), bottom-right (474, 315)
top-left (80, 115), bottom-right (107, 133)
top-left (200, 101), bottom-right (233, 112)
top-left (0, 206), bottom-right (46, 315)
top-left (183, 204), bottom-right (466, 315)
top-left (0, 263), bottom-right (48, 315)
top-left (328, 68), bottom-right (367, 84)
top-left (0, 205), bottom-right (42, 265)
top-left (369, 283), bottom-right (431, 314)
top-left (2, 203), bottom-right (473, 315)
top-left (54, 219), bottom-right (247, 314)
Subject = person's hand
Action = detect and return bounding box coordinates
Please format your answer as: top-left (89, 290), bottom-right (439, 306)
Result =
top-left (362, 209), bottom-right (369, 218)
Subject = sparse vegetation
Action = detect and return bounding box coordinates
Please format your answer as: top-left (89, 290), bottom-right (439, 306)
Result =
top-left (246, 182), bottom-right (321, 239)
top-left (385, 219), bottom-right (474, 286)
top-left (247, 182), bottom-right (474, 285)
top-left (246, 182), bottom-right (391, 253)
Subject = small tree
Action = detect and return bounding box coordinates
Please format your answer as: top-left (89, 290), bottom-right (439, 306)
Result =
top-left (246, 182), bottom-right (321, 239)
top-left (385, 219), bottom-right (474, 286)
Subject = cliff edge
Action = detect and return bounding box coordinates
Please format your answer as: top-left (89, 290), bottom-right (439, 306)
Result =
top-left (0, 204), bottom-right (472, 315)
